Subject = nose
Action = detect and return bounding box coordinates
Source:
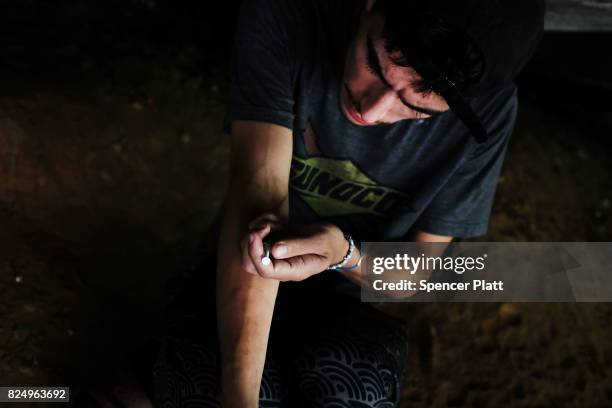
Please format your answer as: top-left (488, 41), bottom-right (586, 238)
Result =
top-left (359, 88), bottom-right (395, 124)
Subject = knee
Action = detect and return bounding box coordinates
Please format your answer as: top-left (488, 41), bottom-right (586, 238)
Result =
top-left (153, 336), bottom-right (221, 407)
top-left (153, 336), bottom-right (283, 408)
top-left (293, 340), bottom-right (402, 407)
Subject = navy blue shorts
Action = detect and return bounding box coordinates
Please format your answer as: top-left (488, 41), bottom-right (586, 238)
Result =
top-left (152, 259), bottom-right (408, 407)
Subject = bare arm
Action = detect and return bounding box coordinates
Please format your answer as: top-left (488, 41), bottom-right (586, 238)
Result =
top-left (216, 121), bottom-right (292, 407)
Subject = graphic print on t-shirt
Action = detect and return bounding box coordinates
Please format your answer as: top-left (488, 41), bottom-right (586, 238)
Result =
top-left (290, 122), bottom-right (412, 218)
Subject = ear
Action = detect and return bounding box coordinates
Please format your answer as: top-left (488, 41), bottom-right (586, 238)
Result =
top-left (366, 0), bottom-right (377, 13)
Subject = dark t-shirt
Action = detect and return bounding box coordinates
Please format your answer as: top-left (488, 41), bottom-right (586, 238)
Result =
top-left (224, 0), bottom-right (517, 242)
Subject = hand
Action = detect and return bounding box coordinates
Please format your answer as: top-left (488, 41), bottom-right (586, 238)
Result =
top-left (240, 214), bottom-right (350, 281)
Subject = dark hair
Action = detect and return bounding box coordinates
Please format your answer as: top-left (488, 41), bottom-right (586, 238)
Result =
top-left (373, 0), bottom-right (484, 97)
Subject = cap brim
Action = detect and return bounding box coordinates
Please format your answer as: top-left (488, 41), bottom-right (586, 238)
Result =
top-left (440, 85), bottom-right (488, 143)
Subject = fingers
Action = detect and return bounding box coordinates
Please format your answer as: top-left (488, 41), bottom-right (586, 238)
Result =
top-left (270, 236), bottom-right (325, 259)
top-left (241, 223), bottom-right (270, 275)
top-left (246, 224), bottom-right (277, 278)
top-left (242, 225), bottom-right (329, 281)
top-left (240, 218), bottom-right (342, 282)
top-left (241, 212), bottom-right (283, 276)
top-left (271, 254), bottom-right (329, 281)
top-left (240, 213), bottom-right (282, 275)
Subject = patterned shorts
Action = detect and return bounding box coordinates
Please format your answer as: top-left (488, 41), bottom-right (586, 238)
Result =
top-left (152, 262), bottom-right (408, 408)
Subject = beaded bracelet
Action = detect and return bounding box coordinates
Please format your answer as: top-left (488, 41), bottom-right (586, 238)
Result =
top-left (333, 252), bottom-right (364, 272)
top-left (328, 234), bottom-right (355, 270)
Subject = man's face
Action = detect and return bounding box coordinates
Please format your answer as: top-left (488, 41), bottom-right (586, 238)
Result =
top-left (340, 5), bottom-right (450, 126)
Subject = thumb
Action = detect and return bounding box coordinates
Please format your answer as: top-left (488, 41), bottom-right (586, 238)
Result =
top-left (272, 235), bottom-right (328, 260)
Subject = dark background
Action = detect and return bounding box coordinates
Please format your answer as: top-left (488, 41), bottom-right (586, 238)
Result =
top-left (0, 1), bottom-right (611, 406)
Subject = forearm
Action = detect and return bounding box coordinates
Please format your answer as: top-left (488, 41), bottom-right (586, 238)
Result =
top-left (337, 230), bottom-right (453, 294)
top-left (215, 193), bottom-right (286, 405)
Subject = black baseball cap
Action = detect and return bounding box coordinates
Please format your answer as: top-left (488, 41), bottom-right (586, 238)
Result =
top-left (381, 0), bottom-right (546, 143)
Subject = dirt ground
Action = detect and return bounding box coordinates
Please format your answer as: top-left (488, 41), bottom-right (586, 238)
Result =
top-left (1, 2), bottom-right (612, 407)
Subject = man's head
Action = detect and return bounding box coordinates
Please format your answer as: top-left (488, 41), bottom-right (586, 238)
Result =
top-left (340, 0), bottom-right (545, 141)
